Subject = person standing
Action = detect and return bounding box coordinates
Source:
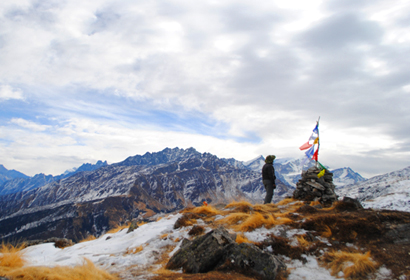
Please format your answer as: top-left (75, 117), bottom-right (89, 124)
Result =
top-left (262, 155), bottom-right (276, 204)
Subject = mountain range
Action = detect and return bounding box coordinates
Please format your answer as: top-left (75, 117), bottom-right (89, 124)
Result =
top-left (1, 147), bottom-right (407, 243)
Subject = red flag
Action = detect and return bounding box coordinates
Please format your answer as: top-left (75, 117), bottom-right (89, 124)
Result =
top-left (299, 141), bottom-right (312, 150)
top-left (312, 149), bottom-right (319, 161)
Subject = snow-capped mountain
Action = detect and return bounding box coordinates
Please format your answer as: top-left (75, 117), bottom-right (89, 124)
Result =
top-left (0, 148), bottom-right (290, 242)
top-left (331, 167), bottom-right (366, 188)
top-left (227, 156), bottom-right (365, 188)
top-left (0, 160), bottom-right (108, 196)
top-left (336, 166), bottom-right (410, 212)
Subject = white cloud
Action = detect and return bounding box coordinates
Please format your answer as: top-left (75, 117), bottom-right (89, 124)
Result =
top-left (10, 118), bottom-right (50, 132)
top-left (0, 85), bottom-right (24, 101)
top-left (0, 0), bottom-right (410, 178)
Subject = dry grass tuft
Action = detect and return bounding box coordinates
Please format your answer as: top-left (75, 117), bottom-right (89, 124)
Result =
top-left (253, 203), bottom-right (278, 214)
top-left (217, 213), bottom-right (250, 226)
top-left (235, 212), bottom-right (276, 232)
top-left (79, 235), bottom-right (97, 243)
top-left (322, 251), bottom-right (378, 279)
top-left (235, 234), bottom-right (254, 244)
top-left (160, 233), bottom-right (169, 240)
top-left (106, 222), bottom-right (130, 234)
top-left (124, 245), bottom-right (144, 255)
top-left (320, 225), bottom-right (332, 238)
top-left (0, 243), bottom-right (26, 274)
top-left (225, 201), bottom-right (253, 213)
top-left (296, 235), bottom-right (311, 248)
top-left (5, 258), bottom-right (117, 280)
top-left (190, 205), bottom-right (220, 217)
top-left (276, 198), bottom-right (297, 206)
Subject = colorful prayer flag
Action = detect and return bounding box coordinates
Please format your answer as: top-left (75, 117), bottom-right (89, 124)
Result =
top-left (299, 141), bottom-right (313, 150)
top-left (312, 149), bottom-right (318, 161)
top-left (305, 145), bottom-right (315, 158)
top-left (317, 169), bottom-right (325, 178)
top-left (312, 124), bottom-right (318, 134)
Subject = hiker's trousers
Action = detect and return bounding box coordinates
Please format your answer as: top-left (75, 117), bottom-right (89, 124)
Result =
top-left (263, 179), bottom-right (276, 204)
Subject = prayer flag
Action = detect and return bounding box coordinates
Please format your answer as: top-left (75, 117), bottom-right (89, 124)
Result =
top-left (317, 169), bottom-right (325, 178)
top-left (305, 145), bottom-right (315, 158)
top-left (312, 149), bottom-right (319, 161)
top-left (313, 137), bottom-right (319, 145)
top-left (312, 124), bottom-right (318, 134)
top-left (309, 133), bottom-right (317, 141)
top-left (299, 141), bottom-right (313, 150)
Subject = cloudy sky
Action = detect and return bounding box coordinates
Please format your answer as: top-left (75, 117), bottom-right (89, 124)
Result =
top-left (0, 0), bottom-right (409, 178)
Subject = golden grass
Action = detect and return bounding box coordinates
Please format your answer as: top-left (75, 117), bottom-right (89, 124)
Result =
top-left (225, 201), bottom-right (253, 213)
top-left (320, 225), bottom-right (332, 238)
top-left (217, 213), bottom-right (250, 226)
top-left (0, 243), bottom-right (116, 280)
top-left (5, 258), bottom-right (118, 280)
top-left (235, 234), bottom-right (254, 244)
top-left (160, 233), bottom-right (169, 240)
top-left (189, 205), bottom-right (220, 216)
top-left (253, 203), bottom-right (279, 215)
top-left (106, 222), bottom-right (130, 234)
top-left (0, 243), bottom-right (26, 275)
top-left (322, 251), bottom-right (378, 279)
top-left (79, 235), bottom-right (97, 243)
top-left (296, 235), bottom-right (310, 248)
top-left (276, 198), bottom-right (297, 206)
top-left (273, 217), bottom-right (293, 225)
top-left (310, 200), bottom-right (321, 207)
top-left (234, 212), bottom-right (276, 232)
top-left (124, 245), bottom-right (144, 255)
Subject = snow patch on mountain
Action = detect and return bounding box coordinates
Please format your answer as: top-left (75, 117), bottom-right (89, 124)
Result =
top-left (336, 166), bottom-right (410, 212)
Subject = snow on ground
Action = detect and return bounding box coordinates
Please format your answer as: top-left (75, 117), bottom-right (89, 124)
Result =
top-left (23, 213), bottom-right (187, 274)
top-left (19, 211), bottom-right (392, 280)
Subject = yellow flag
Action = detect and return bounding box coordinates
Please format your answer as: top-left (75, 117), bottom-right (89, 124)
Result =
top-left (313, 137), bottom-right (319, 145)
top-left (317, 169), bottom-right (325, 178)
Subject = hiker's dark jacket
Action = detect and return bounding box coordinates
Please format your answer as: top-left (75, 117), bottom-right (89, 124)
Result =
top-left (262, 163), bottom-right (276, 183)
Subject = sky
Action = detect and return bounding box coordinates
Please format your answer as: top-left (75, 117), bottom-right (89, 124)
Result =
top-left (0, 0), bottom-right (409, 178)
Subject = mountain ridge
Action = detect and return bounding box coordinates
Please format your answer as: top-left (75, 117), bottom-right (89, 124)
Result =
top-left (0, 147), bottom-right (292, 242)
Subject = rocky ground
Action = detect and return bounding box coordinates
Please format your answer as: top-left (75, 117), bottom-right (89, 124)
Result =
top-left (2, 198), bottom-right (410, 280)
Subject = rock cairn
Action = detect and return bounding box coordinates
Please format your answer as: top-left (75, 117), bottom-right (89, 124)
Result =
top-left (293, 166), bottom-right (338, 205)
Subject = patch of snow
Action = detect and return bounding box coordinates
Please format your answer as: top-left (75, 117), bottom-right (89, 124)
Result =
top-left (285, 254), bottom-right (337, 280)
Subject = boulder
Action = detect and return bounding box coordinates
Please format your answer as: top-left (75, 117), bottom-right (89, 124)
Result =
top-left (166, 227), bottom-right (286, 280)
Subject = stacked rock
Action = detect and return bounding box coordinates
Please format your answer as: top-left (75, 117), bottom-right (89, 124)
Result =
top-left (293, 166), bottom-right (338, 205)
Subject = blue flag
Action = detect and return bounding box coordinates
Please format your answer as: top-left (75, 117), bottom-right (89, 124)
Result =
top-left (305, 145), bottom-right (315, 158)
top-left (312, 124), bottom-right (318, 134)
